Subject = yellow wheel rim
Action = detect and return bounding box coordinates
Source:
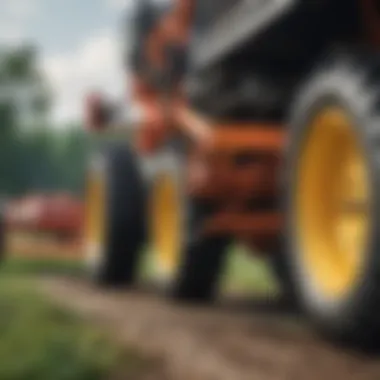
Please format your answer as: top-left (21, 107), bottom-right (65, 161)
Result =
top-left (84, 168), bottom-right (106, 263)
top-left (151, 174), bottom-right (182, 276)
top-left (296, 106), bottom-right (371, 299)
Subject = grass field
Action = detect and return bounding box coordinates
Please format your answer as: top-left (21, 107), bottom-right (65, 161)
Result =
top-left (4, 243), bottom-right (278, 296)
top-left (0, 276), bottom-right (156, 380)
top-left (140, 244), bottom-right (278, 295)
top-left (0, 245), bottom-right (277, 380)
top-left (223, 246), bottom-right (278, 295)
top-left (0, 257), bottom-right (86, 277)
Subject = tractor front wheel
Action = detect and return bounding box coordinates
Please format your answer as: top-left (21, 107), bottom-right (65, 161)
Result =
top-left (149, 149), bottom-right (231, 302)
top-left (83, 143), bottom-right (146, 287)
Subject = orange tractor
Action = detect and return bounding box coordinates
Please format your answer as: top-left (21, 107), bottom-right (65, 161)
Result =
top-left (83, 0), bottom-right (380, 349)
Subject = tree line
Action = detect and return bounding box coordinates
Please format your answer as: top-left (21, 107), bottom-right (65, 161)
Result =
top-left (0, 45), bottom-right (93, 198)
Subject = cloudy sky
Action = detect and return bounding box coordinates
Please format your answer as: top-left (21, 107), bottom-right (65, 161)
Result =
top-left (0, 0), bottom-right (139, 124)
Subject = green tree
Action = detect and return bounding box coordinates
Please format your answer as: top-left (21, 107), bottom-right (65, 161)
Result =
top-left (0, 44), bottom-right (94, 198)
top-left (0, 45), bottom-right (51, 196)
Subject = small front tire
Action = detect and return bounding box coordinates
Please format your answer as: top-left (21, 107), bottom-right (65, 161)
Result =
top-left (83, 143), bottom-right (146, 287)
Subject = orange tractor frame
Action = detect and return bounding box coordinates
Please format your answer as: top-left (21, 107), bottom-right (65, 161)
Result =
top-left (84, 0), bottom-right (380, 350)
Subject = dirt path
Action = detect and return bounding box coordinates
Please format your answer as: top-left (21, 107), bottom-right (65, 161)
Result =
top-left (39, 278), bottom-right (380, 380)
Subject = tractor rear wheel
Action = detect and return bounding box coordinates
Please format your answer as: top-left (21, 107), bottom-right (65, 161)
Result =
top-left (149, 149), bottom-right (231, 302)
top-left (83, 143), bottom-right (146, 287)
top-left (285, 55), bottom-right (380, 349)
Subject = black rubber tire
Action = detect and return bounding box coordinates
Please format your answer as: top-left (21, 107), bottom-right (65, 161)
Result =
top-left (284, 52), bottom-right (380, 350)
top-left (84, 142), bottom-right (146, 287)
top-left (150, 149), bottom-right (231, 303)
top-left (269, 244), bottom-right (299, 311)
top-left (170, 200), bottom-right (231, 303)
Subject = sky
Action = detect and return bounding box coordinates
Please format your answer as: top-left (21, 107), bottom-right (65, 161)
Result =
top-left (0, 0), bottom-right (140, 125)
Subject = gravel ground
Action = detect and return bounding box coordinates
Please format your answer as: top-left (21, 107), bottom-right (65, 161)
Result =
top-left (38, 278), bottom-right (380, 380)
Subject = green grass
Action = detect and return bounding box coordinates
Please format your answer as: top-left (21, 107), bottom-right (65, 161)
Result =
top-left (0, 244), bottom-right (276, 380)
top-left (0, 277), bottom-right (152, 380)
top-left (0, 258), bottom-right (85, 277)
top-left (3, 243), bottom-right (277, 295)
top-left (222, 245), bottom-right (278, 295)
top-left (141, 244), bottom-right (278, 295)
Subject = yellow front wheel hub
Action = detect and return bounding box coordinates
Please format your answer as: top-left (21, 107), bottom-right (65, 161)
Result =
top-left (151, 174), bottom-right (182, 276)
top-left (296, 106), bottom-right (371, 300)
top-left (84, 169), bottom-right (106, 264)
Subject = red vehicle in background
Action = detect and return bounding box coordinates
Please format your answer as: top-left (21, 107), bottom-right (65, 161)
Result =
top-left (0, 201), bottom-right (5, 260)
top-left (5, 193), bottom-right (84, 242)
